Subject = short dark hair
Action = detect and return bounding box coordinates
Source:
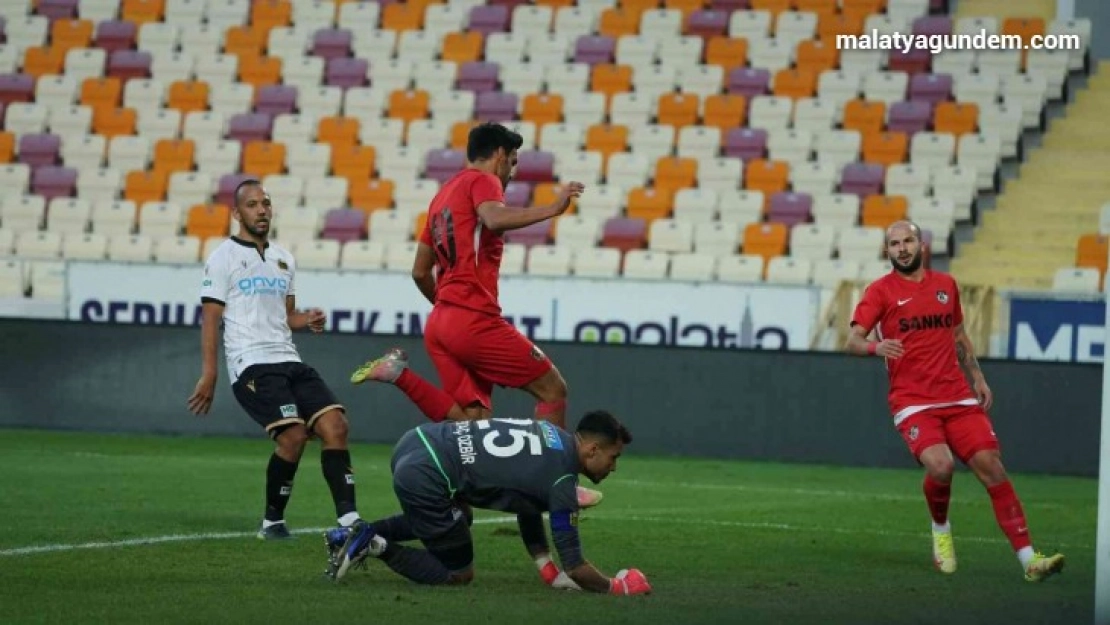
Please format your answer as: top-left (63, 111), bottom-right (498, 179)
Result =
top-left (467, 122), bottom-right (524, 162)
top-left (576, 410), bottom-right (633, 446)
top-left (233, 178), bottom-right (263, 208)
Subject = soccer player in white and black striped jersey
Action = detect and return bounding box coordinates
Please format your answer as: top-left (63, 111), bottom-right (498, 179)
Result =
top-left (187, 179), bottom-right (362, 540)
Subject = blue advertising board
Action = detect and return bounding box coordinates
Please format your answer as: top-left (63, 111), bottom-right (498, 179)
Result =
top-left (1007, 296), bottom-right (1105, 363)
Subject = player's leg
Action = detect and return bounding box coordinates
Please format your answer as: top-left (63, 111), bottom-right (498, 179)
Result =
top-left (949, 408), bottom-right (1065, 581)
top-left (292, 364), bottom-right (361, 529)
top-left (897, 411), bottom-right (956, 573)
top-left (351, 345), bottom-right (468, 422)
top-left (231, 364), bottom-right (308, 540)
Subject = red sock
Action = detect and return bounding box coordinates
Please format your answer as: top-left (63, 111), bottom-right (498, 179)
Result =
top-left (534, 399), bottom-right (566, 427)
top-left (394, 369), bottom-right (454, 423)
top-left (987, 481), bottom-right (1032, 551)
top-left (923, 475), bottom-right (951, 524)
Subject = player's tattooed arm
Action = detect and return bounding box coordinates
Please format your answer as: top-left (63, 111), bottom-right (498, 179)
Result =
top-left (954, 324), bottom-right (984, 382)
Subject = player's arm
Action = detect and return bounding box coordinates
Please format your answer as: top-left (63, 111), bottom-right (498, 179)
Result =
top-left (845, 285), bottom-right (903, 358)
top-left (954, 323), bottom-right (992, 409)
top-left (476, 182), bottom-right (584, 233)
top-left (188, 300), bottom-right (223, 415)
top-left (412, 242), bottom-right (436, 305)
top-left (285, 295), bottom-right (325, 333)
top-left (548, 510), bottom-right (608, 593)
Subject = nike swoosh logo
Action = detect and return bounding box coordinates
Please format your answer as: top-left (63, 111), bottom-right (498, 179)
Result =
top-left (898, 298), bottom-right (912, 306)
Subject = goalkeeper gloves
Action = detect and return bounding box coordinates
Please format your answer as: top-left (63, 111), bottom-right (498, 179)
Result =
top-left (609, 568), bottom-right (652, 596)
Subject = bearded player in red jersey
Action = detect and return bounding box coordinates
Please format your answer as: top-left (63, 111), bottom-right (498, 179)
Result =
top-left (351, 122), bottom-right (597, 589)
top-left (847, 220), bottom-right (1065, 582)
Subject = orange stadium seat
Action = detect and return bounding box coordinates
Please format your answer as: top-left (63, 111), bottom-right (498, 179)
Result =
top-left (620, 0), bottom-right (659, 12)
top-left (795, 40), bottom-right (839, 75)
top-left (598, 8), bottom-right (642, 38)
top-left (653, 156), bottom-right (698, 195)
top-left (317, 116), bottom-right (361, 150)
top-left (381, 4), bottom-right (424, 32)
top-left (52, 19), bottom-right (94, 55)
top-left (81, 77), bottom-right (123, 114)
top-left (818, 13), bottom-right (864, 41)
top-left (532, 182), bottom-right (560, 208)
top-left (843, 100), bottom-right (887, 134)
top-left (239, 55), bottom-right (282, 89)
top-left (167, 80), bottom-right (209, 114)
top-left (186, 203), bottom-right (230, 239)
top-left (331, 144), bottom-right (376, 185)
top-left (413, 211), bottom-right (428, 239)
top-left (1002, 17), bottom-right (1046, 46)
top-left (702, 94), bottom-right (746, 130)
top-left (536, 0), bottom-right (574, 6)
top-left (933, 102), bottom-right (979, 137)
top-left (124, 170), bottom-right (168, 205)
top-left (250, 0), bottom-right (292, 37)
top-left (705, 37), bottom-right (748, 71)
top-left (350, 179), bottom-right (395, 213)
top-left (795, 0), bottom-right (838, 19)
top-left (521, 94), bottom-right (564, 127)
top-left (772, 69), bottom-right (817, 100)
top-left (862, 131), bottom-right (908, 167)
top-left (441, 32), bottom-right (484, 64)
top-left (861, 195), bottom-right (908, 229)
top-left (0, 132), bottom-right (13, 163)
top-left (591, 64), bottom-right (634, 102)
top-left (657, 93), bottom-right (699, 129)
top-left (1076, 234), bottom-right (1109, 277)
top-left (743, 222), bottom-right (788, 262)
top-left (750, 0), bottom-right (790, 18)
top-left (242, 141), bottom-right (287, 178)
top-left (840, 0), bottom-right (886, 23)
top-left (745, 159), bottom-right (790, 198)
top-left (93, 107), bottom-right (138, 139)
top-left (23, 47), bottom-right (66, 79)
top-left (626, 187), bottom-right (674, 224)
top-left (224, 26), bottom-right (266, 61)
top-left (387, 90), bottom-right (431, 124)
top-left (121, 0), bottom-right (165, 25)
top-left (665, 0), bottom-right (703, 18)
top-left (152, 139), bottom-right (195, 176)
top-left (451, 121), bottom-right (477, 150)
top-left (585, 123), bottom-right (629, 165)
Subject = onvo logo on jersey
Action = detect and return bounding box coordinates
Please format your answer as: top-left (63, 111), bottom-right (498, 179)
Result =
top-left (573, 315), bottom-right (790, 350)
top-left (237, 276), bottom-right (289, 296)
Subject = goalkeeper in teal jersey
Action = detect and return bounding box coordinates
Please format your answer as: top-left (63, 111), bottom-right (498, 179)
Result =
top-left (325, 350), bottom-right (652, 596)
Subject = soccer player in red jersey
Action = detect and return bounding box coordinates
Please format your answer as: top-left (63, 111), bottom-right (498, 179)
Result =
top-left (351, 122), bottom-right (596, 588)
top-left (846, 220), bottom-right (1065, 582)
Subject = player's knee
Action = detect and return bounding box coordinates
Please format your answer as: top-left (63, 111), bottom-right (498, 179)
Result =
top-left (275, 425), bottom-right (310, 458)
top-left (924, 456), bottom-right (955, 481)
top-left (314, 411), bottom-right (349, 445)
top-left (970, 450), bottom-right (1007, 485)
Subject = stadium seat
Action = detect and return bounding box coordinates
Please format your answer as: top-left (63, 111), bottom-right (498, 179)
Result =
top-left (716, 254), bottom-right (765, 283)
top-left (1052, 267), bottom-right (1100, 294)
top-left (526, 244), bottom-right (573, 277)
top-left (321, 208), bottom-right (367, 244)
top-left (291, 239), bottom-right (341, 270)
top-left (62, 232), bottom-right (109, 260)
top-left (107, 233), bottom-right (154, 261)
top-left (153, 235), bottom-right (201, 264)
top-left (766, 256), bottom-right (813, 285)
top-left (1076, 234), bottom-right (1109, 277)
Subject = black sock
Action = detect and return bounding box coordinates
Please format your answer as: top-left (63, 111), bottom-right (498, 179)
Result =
top-left (517, 513), bottom-right (548, 553)
top-left (380, 543), bottom-right (452, 585)
top-left (372, 514), bottom-right (418, 543)
top-left (265, 453), bottom-right (299, 523)
top-left (320, 449), bottom-right (357, 519)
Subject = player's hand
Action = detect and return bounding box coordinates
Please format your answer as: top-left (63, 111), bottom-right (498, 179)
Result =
top-left (609, 568), bottom-right (652, 596)
top-left (555, 181), bottom-right (585, 213)
top-left (875, 339), bottom-right (904, 359)
top-left (974, 378), bottom-right (993, 411)
top-left (187, 374), bottom-right (217, 416)
top-left (305, 308), bottom-right (326, 333)
top-left (550, 570), bottom-right (582, 591)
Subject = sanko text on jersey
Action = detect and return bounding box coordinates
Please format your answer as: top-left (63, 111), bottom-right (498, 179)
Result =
top-left (897, 314), bottom-right (957, 333)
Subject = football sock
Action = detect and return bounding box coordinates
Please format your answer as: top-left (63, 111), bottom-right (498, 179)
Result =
top-left (395, 369), bottom-right (454, 422)
top-left (987, 481), bottom-right (1033, 558)
top-left (518, 513), bottom-right (549, 554)
top-left (535, 399), bottom-right (566, 428)
top-left (321, 449), bottom-right (358, 520)
top-left (372, 514), bottom-right (418, 543)
top-left (923, 474), bottom-right (951, 525)
top-left (264, 453), bottom-right (298, 523)
top-left (380, 542), bottom-right (453, 585)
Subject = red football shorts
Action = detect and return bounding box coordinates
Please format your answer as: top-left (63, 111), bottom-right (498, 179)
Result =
top-left (896, 404), bottom-right (1000, 464)
top-left (423, 303), bottom-right (553, 409)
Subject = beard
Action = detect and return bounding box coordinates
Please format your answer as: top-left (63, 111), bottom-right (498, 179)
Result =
top-left (890, 250), bottom-right (923, 274)
top-left (242, 220), bottom-right (269, 239)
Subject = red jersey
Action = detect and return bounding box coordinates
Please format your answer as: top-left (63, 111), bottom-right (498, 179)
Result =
top-left (851, 269), bottom-right (976, 422)
top-left (419, 169), bottom-right (506, 316)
